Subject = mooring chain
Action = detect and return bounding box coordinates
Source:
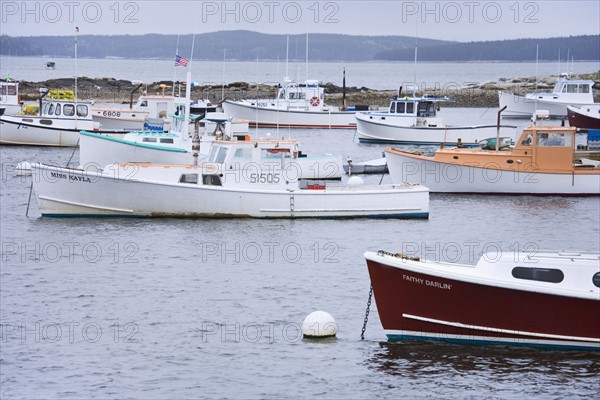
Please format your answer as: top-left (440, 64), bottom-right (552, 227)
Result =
top-left (360, 284), bottom-right (373, 340)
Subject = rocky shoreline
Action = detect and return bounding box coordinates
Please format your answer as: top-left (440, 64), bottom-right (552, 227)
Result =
top-left (15, 72), bottom-right (600, 109)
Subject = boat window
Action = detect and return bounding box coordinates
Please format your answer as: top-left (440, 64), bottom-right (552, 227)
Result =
top-left (7, 85), bottom-right (16, 96)
top-left (140, 100), bottom-right (148, 107)
top-left (406, 102), bottom-right (414, 114)
top-left (279, 90), bottom-right (286, 100)
top-left (159, 138), bottom-right (174, 144)
top-left (213, 147), bottom-right (228, 163)
top-left (579, 84), bottom-right (590, 93)
top-left (179, 173), bottom-right (199, 184)
top-left (512, 266), bottom-right (564, 283)
top-left (63, 104), bottom-right (75, 116)
top-left (202, 174), bottom-right (222, 186)
top-left (39, 119), bottom-right (53, 125)
top-left (593, 272), bottom-right (600, 288)
top-left (396, 102), bottom-right (405, 114)
top-left (0, 86), bottom-right (4, 96)
top-left (142, 137), bottom-right (157, 142)
top-left (536, 132), bottom-right (571, 147)
top-left (566, 84), bottom-right (578, 93)
top-left (47, 103), bottom-right (55, 115)
top-left (262, 148), bottom-right (291, 159)
top-left (417, 102), bottom-right (434, 117)
top-left (521, 134), bottom-right (532, 146)
top-left (77, 105), bottom-right (88, 117)
top-left (22, 118), bottom-right (33, 123)
top-left (389, 103), bottom-right (395, 113)
top-left (42, 103), bottom-right (48, 114)
top-left (54, 103), bottom-right (61, 116)
top-left (234, 148), bottom-right (252, 159)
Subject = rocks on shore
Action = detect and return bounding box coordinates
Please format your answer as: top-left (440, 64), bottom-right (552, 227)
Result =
top-left (15, 72), bottom-right (600, 109)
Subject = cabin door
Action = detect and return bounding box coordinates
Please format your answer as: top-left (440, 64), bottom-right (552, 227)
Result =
top-left (532, 132), bottom-right (574, 172)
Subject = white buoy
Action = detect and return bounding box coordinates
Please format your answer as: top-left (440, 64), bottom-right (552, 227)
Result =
top-left (302, 311), bottom-right (338, 338)
top-left (15, 161), bottom-right (32, 176)
top-left (346, 176), bottom-right (364, 186)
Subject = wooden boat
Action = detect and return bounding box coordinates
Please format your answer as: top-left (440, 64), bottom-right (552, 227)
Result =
top-left (0, 98), bottom-right (126, 146)
top-left (567, 104), bottom-right (600, 130)
top-left (499, 78), bottom-right (596, 118)
top-left (365, 250), bottom-right (600, 350)
top-left (30, 136), bottom-right (429, 218)
top-left (222, 78), bottom-right (357, 129)
top-left (78, 112), bottom-right (344, 179)
top-left (0, 80), bottom-right (22, 116)
top-left (385, 123), bottom-right (600, 195)
top-left (356, 94), bottom-right (517, 145)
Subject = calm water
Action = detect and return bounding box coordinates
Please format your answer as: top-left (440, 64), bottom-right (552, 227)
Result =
top-left (1, 107), bottom-right (599, 398)
top-left (1, 56), bottom-right (599, 90)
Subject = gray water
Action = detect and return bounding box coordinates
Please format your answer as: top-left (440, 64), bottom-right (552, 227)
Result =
top-left (2, 56), bottom-right (599, 90)
top-left (1, 110), bottom-right (600, 398)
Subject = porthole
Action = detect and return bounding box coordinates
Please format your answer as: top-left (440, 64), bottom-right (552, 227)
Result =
top-left (512, 267), bottom-right (564, 283)
top-left (593, 272), bottom-right (600, 288)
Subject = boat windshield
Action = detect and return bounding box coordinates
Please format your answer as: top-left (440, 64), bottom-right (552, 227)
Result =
top-left (417, 101), bottom-right (436, 117)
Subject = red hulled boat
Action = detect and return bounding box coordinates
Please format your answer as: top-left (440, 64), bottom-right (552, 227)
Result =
top-left (567, 105), bottom-right (600, 130)
top-left (365, 250), bottom-right (600, 350)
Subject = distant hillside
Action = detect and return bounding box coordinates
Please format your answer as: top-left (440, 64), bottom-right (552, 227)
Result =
top-left (374, 35), bottom-right (600, 61)
top-left (0, 31), bottom-right (450, 62)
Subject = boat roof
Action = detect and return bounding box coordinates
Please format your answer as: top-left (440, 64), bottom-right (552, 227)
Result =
top-left (391, 96), bottom-right (454, 102)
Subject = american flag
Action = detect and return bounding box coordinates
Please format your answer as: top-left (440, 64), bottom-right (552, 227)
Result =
top-left (175, 55), bottom-right (189, 67)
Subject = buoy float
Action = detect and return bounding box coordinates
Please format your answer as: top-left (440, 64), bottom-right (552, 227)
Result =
top-left (302, 311), bottom-right (338, 338)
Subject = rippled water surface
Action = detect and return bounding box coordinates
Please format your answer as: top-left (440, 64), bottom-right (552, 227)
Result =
top-left (1, 111), bottom-right (599, 398)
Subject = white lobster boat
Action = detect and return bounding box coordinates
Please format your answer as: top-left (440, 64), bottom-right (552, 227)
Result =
top-left (31, 137), bottom-right (429, 218)
top-left (0, 80), bottom-right (22, 116)
top-left (499, 78), bottom-right (596, 119)
top-left (92, 93), bottom-right (184, 131)
top-left (222, 78), bottom-right (357, 129)
top-left (0, 98), bottom-right (126, 146)
top-left (79, 112), bottom-right (344, 179)
top-left (385, 123), bottom-right (600, 195)
top-left (356, 95), bottom-right (517, 145)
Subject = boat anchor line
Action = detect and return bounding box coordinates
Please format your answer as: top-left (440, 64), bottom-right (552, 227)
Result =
top-left (403, 314), bottom-right (600, 343)
top-left (360, 284), bottom-right (373, 340)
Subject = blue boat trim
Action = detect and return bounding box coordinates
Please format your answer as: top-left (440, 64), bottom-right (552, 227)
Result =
top-left (386, 333), bottom-right (600, 351)
top-left (80, 131), bottom-right (189, 153)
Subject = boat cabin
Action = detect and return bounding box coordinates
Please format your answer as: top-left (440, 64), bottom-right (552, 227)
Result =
top-left (533, 79), bottom-right (595, 104)
top-left (275, 79), bottom-right (325, 111)
top-left (432, 125), bottom-right (595, 173)
top-left (388, 97), bottom-right (442, 118)
top-left (0, 80), bottom-right (20, 106)
top-left (41, 100), bottom-right (92, 120)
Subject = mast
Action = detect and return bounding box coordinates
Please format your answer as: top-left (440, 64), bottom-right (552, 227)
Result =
top-left (173, 34), bottom-right (180, 97)
top-left (305, 32), bottom-right (308, 83)
top-left (74, 27), bottom-right (78, 106)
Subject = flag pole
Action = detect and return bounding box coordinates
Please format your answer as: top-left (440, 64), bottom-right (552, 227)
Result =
top-left (173, 34), bottom-right (180, 97)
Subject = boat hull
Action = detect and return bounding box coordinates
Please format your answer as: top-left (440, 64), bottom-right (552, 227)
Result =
top-left (567, 105), bottom-right (600, 130)
top-left (222, 100), bottom-right (356, 129)
top-left (0, 116), bottom-right (84, 146)
top-left (365, 252), bottom-right (600, 350)
top-left (0, 103), bottom-right (22, 116)
top-left (356, 113), bottom-right (517, 145)
top-left (31, 164), bottom-right (428, 219)
top-left (385, 150), bottom-right (600, 195)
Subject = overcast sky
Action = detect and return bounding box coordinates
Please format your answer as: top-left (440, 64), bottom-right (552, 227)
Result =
top-left (1, 0), bottom-right (599, 41)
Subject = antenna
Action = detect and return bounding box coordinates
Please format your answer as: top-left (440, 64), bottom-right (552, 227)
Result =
top-left (414, 19), bottom-right (418, 94)
top-left (74, 26), bottom-right (78, 115)
top-left (173, 34), bottom-right (180, 97)
top-left (222, 48), bottom-right (226, 102)
top-left (285, 35), bottom-right (289, 79)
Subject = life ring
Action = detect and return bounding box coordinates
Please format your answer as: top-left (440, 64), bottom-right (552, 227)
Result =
top-left (309, 96), bottom-right (320, 107)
